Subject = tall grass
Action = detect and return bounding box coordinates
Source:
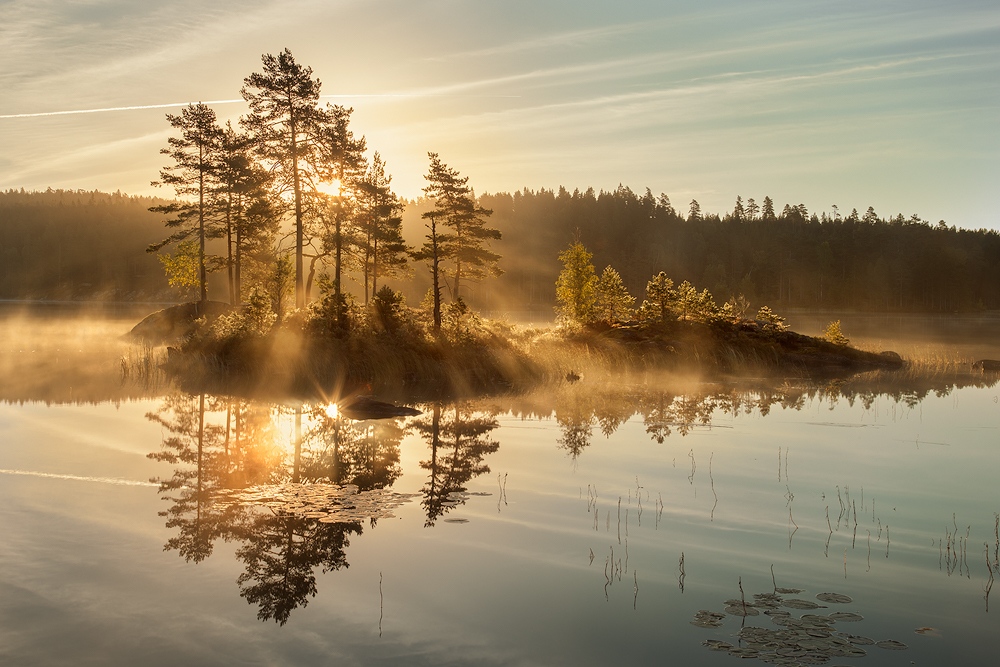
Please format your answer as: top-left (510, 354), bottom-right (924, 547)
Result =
top-left (120, 342), bottom-right (166, 389)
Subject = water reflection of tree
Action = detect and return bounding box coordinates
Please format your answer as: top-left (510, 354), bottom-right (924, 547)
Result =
top-left (498, 368), bottom-right (1000, 456)
top-left (413, 403), bottom-right (500, 526)
top-left (301, 408), bottom-right (404, 491)
top-left (147, 394), bottom-right (411, 624)
top-left (146, 393), bottom-right (238, 562)
top-left (556, 390), bottom-right (595, 458)
top-left (233, 512), bottom-right (361, 625)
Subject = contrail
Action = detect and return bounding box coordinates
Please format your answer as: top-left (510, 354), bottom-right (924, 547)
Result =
top-left (0, 99), bottom-right (245, 119)
top-left (0, 468), bottom-right (159, 487)
top-left (0, 93), bottom-right (521, 119)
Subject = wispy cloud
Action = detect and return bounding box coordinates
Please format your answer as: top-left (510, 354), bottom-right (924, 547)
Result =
top-left (0, 468), bottom-right (158, 487)
top-left (425, 17), bottom-right (676, 62)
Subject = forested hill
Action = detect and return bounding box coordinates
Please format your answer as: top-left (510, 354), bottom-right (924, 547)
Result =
top-left (465, 186), bottom-right (1000, 314)
top-left (0, 189), bottom-right (172, 301)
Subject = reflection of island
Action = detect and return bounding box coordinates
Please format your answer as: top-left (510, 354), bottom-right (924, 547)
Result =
top-left (412, 403), bottom-right (500, 526)
top-left (147, 394), bottom-right (411, 624)
top-left (496, 367), bottom-right (1000, 458)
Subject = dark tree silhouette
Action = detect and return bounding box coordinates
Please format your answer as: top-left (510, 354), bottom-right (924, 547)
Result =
top-left (149, 103), bottom-right (223, 302)
top-left (146, 393), bottom-right (233, 562)
top-left (422, 153), bottom-right (501, 302)
top-left (241, 48), bottom-right (322, 308)
top-left (234, 513), bottom-right (361, 625)
top-left (413, 403), bottom-right (500, 526)
top-left (308, 103), bottom-right (368, 304)
top-left (354, 152), bottom-right (409, 303)
top-left (412, 210), bottom-right (451, 330)
top-left (214, 122), bottom-right (280, 305)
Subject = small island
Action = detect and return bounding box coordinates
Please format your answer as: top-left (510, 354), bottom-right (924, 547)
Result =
top-left (120, 50), bottom-right (910, 399)
top-left (131, 241), bottom-right (902, 398)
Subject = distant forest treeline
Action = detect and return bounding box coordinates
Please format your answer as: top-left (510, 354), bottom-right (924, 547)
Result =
top-left (0, 188), bottom-right (172, 301)
top-left (462, 186), bottom-right (1000, 314)
top-left (3, 186), bottom-right (999, 313)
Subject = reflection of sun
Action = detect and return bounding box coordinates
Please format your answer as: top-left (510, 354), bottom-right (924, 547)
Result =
top-left (324, 403), bottom-right (339, 420)
top-left (315, 178), bottom-right (342, 197)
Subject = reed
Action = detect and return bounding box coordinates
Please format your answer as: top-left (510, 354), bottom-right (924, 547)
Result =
top-left (119, 342), bottom-right (166, 388)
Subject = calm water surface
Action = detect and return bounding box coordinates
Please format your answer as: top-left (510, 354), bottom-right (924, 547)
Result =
top-left (1, 313), bottom-right (999, 666)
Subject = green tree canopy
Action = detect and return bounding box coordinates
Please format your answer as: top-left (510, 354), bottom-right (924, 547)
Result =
top-left (638, 272), bottom-right (677, 322)
top-left (555, 241), bottom-right (597, 323)
top-left (594, 265), bottom-right (635, 322)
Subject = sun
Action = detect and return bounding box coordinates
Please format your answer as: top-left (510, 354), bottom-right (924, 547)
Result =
top-left (314, 178), bottom-right (342, 197)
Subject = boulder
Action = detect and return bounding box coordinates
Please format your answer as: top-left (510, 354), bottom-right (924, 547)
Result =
top-left (128, 301), bottom-right (233, 344)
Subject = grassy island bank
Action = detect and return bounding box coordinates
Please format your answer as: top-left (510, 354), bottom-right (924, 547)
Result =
top-left (130, 294), bottom-right (903, 399)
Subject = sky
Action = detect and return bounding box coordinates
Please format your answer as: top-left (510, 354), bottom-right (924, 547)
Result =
top-left (1, 0), bottom-right (998, 229)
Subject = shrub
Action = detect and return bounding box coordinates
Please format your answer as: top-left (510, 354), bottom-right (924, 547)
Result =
top-left (823, 320), bottom-right (850, 346)
top-left (756, 306), bottom-right (788, 331)
top-left (444, 297), bottom-right (481, 338)
top-left (309, 288), bottom-right (359, 335)
top-left (370, 285), bottom-right (407, 332)
top-left (211, 287), bottom-right (276, 341)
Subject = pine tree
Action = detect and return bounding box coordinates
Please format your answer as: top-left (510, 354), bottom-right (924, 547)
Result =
top-left (241, 49), bottom-right (322, 308)
top-left (688, 199), bottom-right (702, 222)
top-left (214, 122), bottom-right (279, 305)
top-left (422, 153), bottom-right (501, 302)
top-left (149, 102), bottom-right (223, 303)
top-left (762, 196), bottom-right (776, 220)
top-left (594, 265), bottom-right (635, 322)
top-left (354, 153), bottom-right (408, 303)
top-left (638, 272), bottom-right (677, 322)
top-left (309, 103), bottom-right (367, 303)
top-left (733, 195), bottom-right (745, 221)
top-left (412, 210), bottom-right (452, 331)
top-left (554, 241), bottom-right (597, 323)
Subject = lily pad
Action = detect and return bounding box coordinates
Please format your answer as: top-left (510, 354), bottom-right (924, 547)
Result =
top-left (875, 640), bottom-right (908, 650)
top-left (775, 587), bottom-right (804, 594)
top-left (783, 599), bottom-right (826, 610)
top-left (801, 614), bottom-right (833, 624)
top-left (728, 647), bottom-right (759, 657)
top-left (828, 612), bottom-right (863, 622)
top-left (725, 605), bottom-right (760, 616)
top-left (691, 610), bottom-right (725, 628)
top-left (816, 593), bottom-right (853, 604)
top-left (837, 633), bottom-right (874, 645)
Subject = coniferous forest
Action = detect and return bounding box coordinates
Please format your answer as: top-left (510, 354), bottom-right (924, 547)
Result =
top-left (0, 188), bottom-right (172, 300)
top-left (469, 187), bottom-right (1000, 315)
top-left (4, 184), bottom-right (1000, 314)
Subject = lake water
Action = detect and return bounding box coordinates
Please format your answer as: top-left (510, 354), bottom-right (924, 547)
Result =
top-left (1, 311), bottom-right (999, 666)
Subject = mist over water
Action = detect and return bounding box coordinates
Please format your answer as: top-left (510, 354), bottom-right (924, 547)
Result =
top-left (2, 306), bottom-right (999, 665)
